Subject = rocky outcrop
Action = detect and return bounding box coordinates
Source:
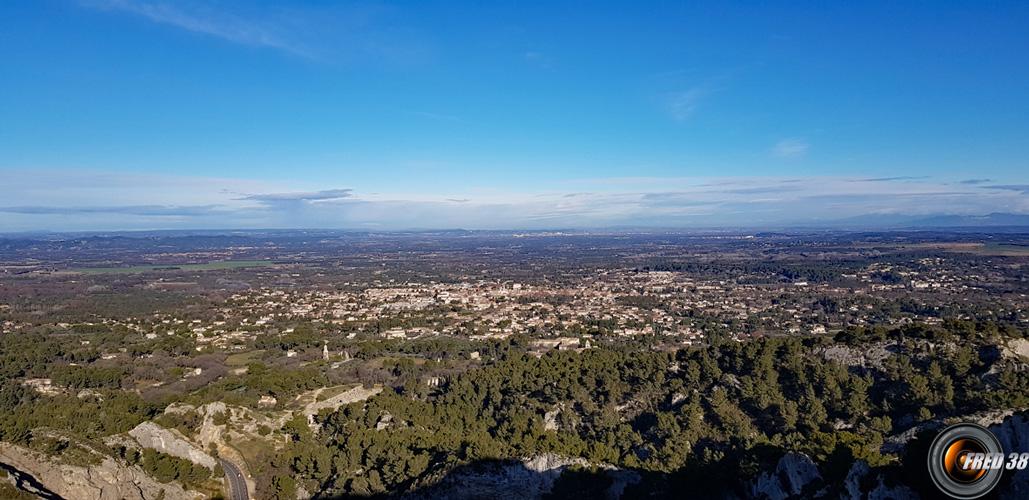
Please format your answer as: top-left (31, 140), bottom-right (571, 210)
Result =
top-left (522, 453), bottom-right (589, 476)
top-left (749, 453), bottom-right (821, 500)
top-left (989, 412), bottom-right (1029, 498)
top-left (408, 453), bottom-right (638, 500)
top-left (0, 442), bottom-right (201, 500)
top-left (542, 407), bottom-right (561, 431)
top-left (841, 460), bottom-right (870, 499)
top-left (836, 460), bottom-right (917, 500)
top-left (882, 408), bottom-right (1022, 453)
top-left (0, 460), bottom-right (62, 499)
top-left (302, 384), bottom-right (383, 424)
top-left (128, 422), bottom-right (217, 469)
top-left (1002, 338), bottom-right (1029, 362)
top-left (820, 343), bottom-right (892, 370)
top-left (175, 402), bottom-right (262, 497)
top-left (745, 453), bottom-right (920, 500)
top-left (192, 402), bottom-right (228, 448)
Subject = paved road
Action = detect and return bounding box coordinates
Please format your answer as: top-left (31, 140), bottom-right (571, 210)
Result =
top-left (219, 458), bottom-right (249, 500)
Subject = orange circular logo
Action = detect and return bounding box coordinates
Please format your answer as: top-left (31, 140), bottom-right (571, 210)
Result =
top-left (942, 438), bottom-right (988, 483)
top-left (928, 423), bottom-right (1004, 499)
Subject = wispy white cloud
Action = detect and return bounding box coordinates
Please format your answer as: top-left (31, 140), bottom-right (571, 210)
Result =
top-left (238, 189), bottom-right (353, 204)
top-left (1, 170), bottom-right (1026, 231)
top-left (771, 138), bottom-right (809, 159)
top-left (83, 0), bottom-right (311, 58)
top-left (666, 87), bottom-right (708, 121)
top-left (82, 1), bottom-right (433, 65)
top-left (523, 51), bottom-right (555, 69)
top-left (983, 184), bottom-right (1029, 194)
top-left (848, 176), bottom-right (930, 183)
top-left (0, 204), bottom-right (223, 217)
top-left (655, 69), bottom-right (741, 122)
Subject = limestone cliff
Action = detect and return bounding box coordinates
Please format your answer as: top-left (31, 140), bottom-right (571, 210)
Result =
top-left (128, 422), bottom-right (217, 469)
top-left (0, 442), bottom-right (202, 500)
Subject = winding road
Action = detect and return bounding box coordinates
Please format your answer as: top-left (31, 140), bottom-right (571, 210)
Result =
top-left (219, 458), bottom-right (249, 500)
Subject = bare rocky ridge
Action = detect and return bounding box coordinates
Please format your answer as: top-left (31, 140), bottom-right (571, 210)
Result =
top-left (160, 402), bottom-right (260, 497)
top-left (747, 452), bottom-right (918, 500)
top-left (301, 384), bottom-right (383, 427)
top-left (1003, 338), bottom-right (1029, 362)
top-left (408, 453), bottom-right (639, 500)
top-left (749, 453), bottom-right (821, 499)
top-left (399, 414), bottom-right (1029, 500)
top-left (751, 411), bottom-right (1029, 500)
top-left (128, 421), bottom-right (218, 469)
top-left (0, 442), bottom-right (202, 500)
top-left (819, 343), bottom-right (893, 370)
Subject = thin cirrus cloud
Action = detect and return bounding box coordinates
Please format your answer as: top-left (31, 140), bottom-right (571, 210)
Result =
top-left (82, 0), bottom-right (312, 57)
top-left (0, 173), bottom-right (1026, 231)
top-left (0, 204), bottom-right (224, 217)
top-left (982, 184), bottom-right (1029, 194)
top-left (665, 87), bottom-right (709, 121)
top-left (720, 185), bottom-right (803, 195)
top-left (237, 189), bottom-right (354, 204)
top-left (79, 1), bottom-right (431, 65)
top-left (771, 138), bottom-right (809, 159)
top-left (852, 176), bottom-right (930, 182)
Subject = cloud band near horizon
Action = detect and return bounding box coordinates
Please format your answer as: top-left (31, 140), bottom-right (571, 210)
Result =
top-left (1, 171), bottom-right (1026, 232)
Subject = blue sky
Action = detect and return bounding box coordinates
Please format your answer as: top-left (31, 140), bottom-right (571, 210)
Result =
top-left (1, 0), bottom-right (1028, 230)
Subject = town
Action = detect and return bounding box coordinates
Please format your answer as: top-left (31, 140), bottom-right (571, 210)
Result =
top-left (1, 230), bottom-right (1027, 499)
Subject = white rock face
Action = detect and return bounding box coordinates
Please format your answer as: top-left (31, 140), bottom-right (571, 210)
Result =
top-left (749, 452), bottom-right (821, 500)
top-left (751, 473), bottom-right (789, 500)
top-left (374, 412), bottom-right (394, 431)
top-left (128, 421), bottom-right (217, 469)
top-left (990, 413), bottom-right (1029, 498)
top-left (543, 407), bottom-right (560, 431)
top-left (836, 460), bottom-right (917, 500)
top-left (0, 442), bottom-right (200, 500)
top-left (842, 460), bottom-right (870, 499)
top-left (820, 343), bottom-right (892, 369)
top-left (409, 453), bottom-right (637, 500)
top-left (522, 453), bottom-right (589, 474)
top-left (302, 385), bottom-right (383, 425)
top-left (778, 453), bottom-right (820, 496)
top-left (1003, 338), bottom-right (1029, 361)
top-left (194, 402), bottom-right (229, 448)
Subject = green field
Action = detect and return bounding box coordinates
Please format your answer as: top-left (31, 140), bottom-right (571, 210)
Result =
top-left (225, 349), bottom-right (266, 367)
top-left (72, 260), bottom-right (275, 274)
